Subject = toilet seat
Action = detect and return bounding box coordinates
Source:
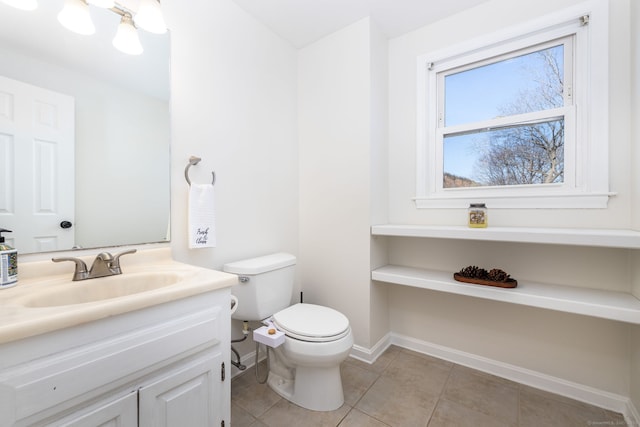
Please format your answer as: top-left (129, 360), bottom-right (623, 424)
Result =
top-left (272, 303), bottom-right (351, 343)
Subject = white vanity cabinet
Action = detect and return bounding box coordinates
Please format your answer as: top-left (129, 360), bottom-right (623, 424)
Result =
top-left (138, 351), bottom-right (222, 427)
top-left (0, 289), bottom-right (231, 427)
top-left (47, 392), bottom-right (138, 426)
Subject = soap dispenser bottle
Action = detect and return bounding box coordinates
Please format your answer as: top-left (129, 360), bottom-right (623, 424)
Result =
top-left (0, 228), bottom-right (17, 288)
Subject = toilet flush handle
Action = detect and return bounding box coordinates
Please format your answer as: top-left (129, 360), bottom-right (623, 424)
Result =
top-left (238, 276), bottom-right (250, 283)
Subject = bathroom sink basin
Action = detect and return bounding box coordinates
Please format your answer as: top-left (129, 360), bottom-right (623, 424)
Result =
top-left (0, 247), bottom-right (238, 344)
top-left (19, 272), bottom-right (183, 307)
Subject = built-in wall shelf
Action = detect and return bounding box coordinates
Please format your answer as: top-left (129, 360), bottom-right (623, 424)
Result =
top-left (371, 224), bottom-right (640, 249)
top-left (372, 265), bottom-right (640, 324)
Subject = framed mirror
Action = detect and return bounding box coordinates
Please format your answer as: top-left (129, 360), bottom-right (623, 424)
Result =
top-left (0, 0), bottom-right (170, 254)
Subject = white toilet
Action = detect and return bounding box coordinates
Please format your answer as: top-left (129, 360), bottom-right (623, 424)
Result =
top-left (224, 253), bottom-right (353, 412)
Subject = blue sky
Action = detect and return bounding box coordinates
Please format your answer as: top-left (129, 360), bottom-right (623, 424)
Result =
top-left (442, 45), bottom-right (563, 181)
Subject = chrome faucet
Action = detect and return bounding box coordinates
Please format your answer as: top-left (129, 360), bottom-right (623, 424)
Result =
top-left (52, 249), bottom-right (137, 281)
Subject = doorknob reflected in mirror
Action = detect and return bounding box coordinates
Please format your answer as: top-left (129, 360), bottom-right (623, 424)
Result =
top-left (60, 221), bottom-right (73, 229)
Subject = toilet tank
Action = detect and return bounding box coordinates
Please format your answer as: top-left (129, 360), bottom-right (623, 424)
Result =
top-left (223, 253), bottom-right (296, 321)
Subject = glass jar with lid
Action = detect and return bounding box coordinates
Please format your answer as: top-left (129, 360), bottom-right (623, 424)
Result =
top-left (468, 203), bottom-right (488, 228)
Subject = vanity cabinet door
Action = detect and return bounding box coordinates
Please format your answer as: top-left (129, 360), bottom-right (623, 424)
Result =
top-left (47, 391), bottom-right (137, 427)
top-left (138, 351), bottom-right (222, 427)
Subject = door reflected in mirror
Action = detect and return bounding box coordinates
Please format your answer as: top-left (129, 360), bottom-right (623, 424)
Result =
top-left (0, 0), bottom-right (170, 254)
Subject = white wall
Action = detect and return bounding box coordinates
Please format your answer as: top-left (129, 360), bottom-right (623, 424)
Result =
top-left (166, 0), bottom-right (298, 359)
top-left (296, 16), bottom-right (389, 351)
top-left (168, 0), bottom-right (298, 269)
top-left (298, 18), bottom-right (376, 347)
top-left (0, 46), bottom-right (170, 250)
top-left (385, 0), bottom-right (635, 404)
top-left (369, 20), bottom-right (391, 348)
top-left (630, 0), bottom-right (640, 416)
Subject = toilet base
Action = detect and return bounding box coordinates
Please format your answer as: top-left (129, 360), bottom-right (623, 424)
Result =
top-left (268, 365), bottom-right (345, 411)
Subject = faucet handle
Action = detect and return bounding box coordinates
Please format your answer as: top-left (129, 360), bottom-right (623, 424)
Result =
top-left (52, 257), bottom-right (89, 281)
top-left (95, 252), bottom-right (114, 261)
top-left (111, 249), bottom-right (137, 273)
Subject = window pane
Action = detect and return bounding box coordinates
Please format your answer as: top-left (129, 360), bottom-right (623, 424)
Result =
top-left (443, 119), bottom-right (565, 188)
top-left (444, 44), bottom-right (564, 126)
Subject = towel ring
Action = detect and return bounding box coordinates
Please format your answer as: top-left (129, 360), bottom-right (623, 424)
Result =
top-left (185, 156), bottom-right (215, 186)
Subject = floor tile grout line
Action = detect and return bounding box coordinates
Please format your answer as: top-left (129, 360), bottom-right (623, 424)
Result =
top-left (362, 348), bottom-right (403, 427)
top-left (427, 357), bottom-right (456, 427)
top-left (341, 346), bottom-right (404, 427)
top-left (341, 350), bottom-right (392, 426)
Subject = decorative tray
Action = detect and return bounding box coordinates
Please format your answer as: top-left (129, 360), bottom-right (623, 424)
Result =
top-left (453, 272), bottom-right (518, 289)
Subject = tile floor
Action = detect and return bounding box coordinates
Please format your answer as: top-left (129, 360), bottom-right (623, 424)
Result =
top-left (231, 345), bottom-right (629, 427)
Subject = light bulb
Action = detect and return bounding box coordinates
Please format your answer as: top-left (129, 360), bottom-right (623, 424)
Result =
top-left (57, 0), bottom-right (95, 35)
top-left (2, 0), bottom-right (38, 11)
top-left (135, 0), bottom-right (166, 34)
top-left (113, 13), bottom-right (143, 55)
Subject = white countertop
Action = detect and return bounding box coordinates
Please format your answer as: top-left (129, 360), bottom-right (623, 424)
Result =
top-left (0, 247), bottom-right (237, 344)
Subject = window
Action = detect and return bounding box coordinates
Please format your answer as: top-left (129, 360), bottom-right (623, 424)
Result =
top-left (442, 39), bottom-right (570, 188)
top-left (415, 1), bottom-right (610, 209)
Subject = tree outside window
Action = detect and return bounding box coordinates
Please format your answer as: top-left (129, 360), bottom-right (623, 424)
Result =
top-left (441, 43), bottom-right (567, 188)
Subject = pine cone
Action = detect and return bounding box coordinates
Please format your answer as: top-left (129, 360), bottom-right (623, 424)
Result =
top-left (487, 268), bottom-right (510, 282)
top-left (458, 266), bottom-right (488, 279)
top-left (457, 265), bottom-right (477, 278)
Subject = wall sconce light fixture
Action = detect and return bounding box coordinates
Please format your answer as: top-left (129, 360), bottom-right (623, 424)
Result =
top-left (112, 11), bottom-right (143, 55)
top-left (2, 0), bottom-right (166, 55)
top-left (1, 0), bottom-right (38, 11)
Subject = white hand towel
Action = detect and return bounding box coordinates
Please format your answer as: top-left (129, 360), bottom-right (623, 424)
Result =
top-left (188, 184), bottom-right (216, 248)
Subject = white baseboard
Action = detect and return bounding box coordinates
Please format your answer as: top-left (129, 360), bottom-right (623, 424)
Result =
top-left (350, 332), bottom-right (639, 427)
top-left (349, 332), bottom-right (393, 364)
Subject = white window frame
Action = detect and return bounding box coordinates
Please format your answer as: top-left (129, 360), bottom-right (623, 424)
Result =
top-left (415, 0), bottom-right (611, 209)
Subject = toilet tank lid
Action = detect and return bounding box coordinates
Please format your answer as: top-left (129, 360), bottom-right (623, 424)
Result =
top-left (223, 253), bottom-right (296, 275)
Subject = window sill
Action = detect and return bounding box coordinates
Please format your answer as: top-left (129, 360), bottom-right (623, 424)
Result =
top-left (372, 265), bottom-right (640, 324)
top-left (413, 192), bottom-right (614, 209)
top-left (371, 224), bottom-right (640, 249)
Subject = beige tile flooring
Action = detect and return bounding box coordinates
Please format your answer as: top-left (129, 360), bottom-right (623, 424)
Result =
top-left (231, 345), bottom-right (629, 427)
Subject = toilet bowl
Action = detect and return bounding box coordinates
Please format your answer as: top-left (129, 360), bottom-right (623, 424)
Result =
top-left (223, 253), bottom-right (353, 412)
top-left (267, 303), bottom-right (353, 411)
